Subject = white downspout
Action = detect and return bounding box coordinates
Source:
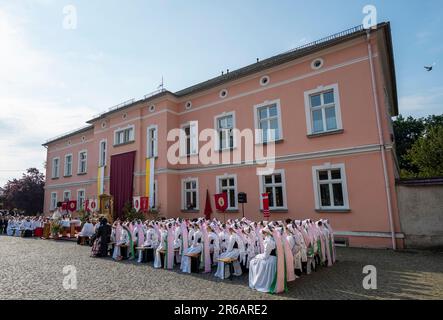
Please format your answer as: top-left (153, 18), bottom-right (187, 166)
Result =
top-left (366, 30), bottom-right (397, 250)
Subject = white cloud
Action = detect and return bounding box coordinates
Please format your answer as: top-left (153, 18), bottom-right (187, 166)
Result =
top-left (399, 87), bottom-right (443, 117)
top-left (0, 8), bottom-right (97, 186)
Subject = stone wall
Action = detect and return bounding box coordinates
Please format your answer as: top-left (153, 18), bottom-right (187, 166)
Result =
top-left (397, 178), bottom-right (443, 249)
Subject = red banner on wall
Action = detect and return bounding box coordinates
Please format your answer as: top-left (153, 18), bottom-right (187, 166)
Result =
top-left (262, 193), bottom-right (270, 219)
top-left (215, 193), bottom-right (228, 212)
top-left (140, 196), bottom-right (149, 212)
top-left (133, 196), bottom-right (141, 212)
top-left (68, 200), bottom-right (77, 212)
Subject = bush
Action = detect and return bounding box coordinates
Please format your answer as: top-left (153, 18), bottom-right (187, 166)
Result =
top-left (121, 201), bottom-right (145, 221)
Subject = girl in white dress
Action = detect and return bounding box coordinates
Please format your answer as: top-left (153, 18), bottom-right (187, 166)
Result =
top-left (214, 227), bottom-right (242, 279)
top-left (181, 224), bottom-right (203, 273)
top-left (249, 227), bottom-right (277, 292)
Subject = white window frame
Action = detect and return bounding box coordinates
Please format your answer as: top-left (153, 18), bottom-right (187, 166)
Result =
top-left (151, 180), bottom-right (158, 209)
top-left (258, 169), bottom-right (288, 210)
top-left (180, 122), bottom-right (198, 157)
top-left (114, 124), bottom-right (135, 146)
top-left (50, 192), bottom-right (57, 210)
top-left (304, 83), bottom-right (343, 135)
top-left (214, 112), bottom-right (236, 151)
top-left (181, 177), bottom-right (199, 210)
top-left (77, 150), bottom-right (88, 174)
top-left (76, 189), bottom-right (86, 211)
top-left (147, 125), bottom-right (158, 158)
top-left (216, 174), bottom-right (238, 210)
top-left (63, 190), bottom-right (71, 202)
top-left (253, 99), bottom-right (283, 144)
top-left (99, 139), bottom-right (107, 167)
top-left (52, 157), bottom-right (60, 178)
top-left (311, 163), bottom-right (349, 210)
top-left (64, 154), bottom-right (73, 177)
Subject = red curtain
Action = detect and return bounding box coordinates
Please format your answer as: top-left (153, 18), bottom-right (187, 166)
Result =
top-left (110, 151), bottom-right (136, 220)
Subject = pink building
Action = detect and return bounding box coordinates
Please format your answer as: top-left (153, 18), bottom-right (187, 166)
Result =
top-left (43, 23), bottom-right (403, 249)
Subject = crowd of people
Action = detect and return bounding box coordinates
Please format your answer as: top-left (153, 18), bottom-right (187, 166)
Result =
top-left (0, 214), bottom-right (45, 237)
top-left (1, 202), bottom-right (336, 294)
top-left (91, 216), bottom-right (336, 294)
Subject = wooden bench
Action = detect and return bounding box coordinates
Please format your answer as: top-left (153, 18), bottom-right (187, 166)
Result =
top-left (218, 258), bottom-right (237, 280)
top-left (78, 236), bottom-right (90, 246)
top-left (136, 247), bottom-right (155, 263)
top-left (185, 252), bottom-right (201, 273)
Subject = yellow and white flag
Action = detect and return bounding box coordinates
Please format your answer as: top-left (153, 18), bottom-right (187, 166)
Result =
top-left (97, 166), bottom-right (105, 196)
top-left (145, 157), bottom-right (155, 208)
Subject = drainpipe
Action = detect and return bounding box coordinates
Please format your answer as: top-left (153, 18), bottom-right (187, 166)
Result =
top-left (366, 30), bottom-right (397, 250)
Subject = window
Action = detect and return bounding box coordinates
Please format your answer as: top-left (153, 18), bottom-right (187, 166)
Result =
top-left (260, 170), bottom-right (287, 209)
top-left (182, 178), bottom-right (199, 210)
top-left (304, 84), bottom-right (342, 135)
top-left (219, 89), bottom-right (228, 98)
top-left (180, 122), bottom-right (198, 156)
top-left (215, 113), bottom-right (235, 150)
top-left (99, 140), bottom-right (107, 167)
top-left (64, 154), bottom-right (73, 176)
top-left (151, 180), bottom-right (157, 209)
top-left (254, 100), bottom-right (282, 143)
top-left (78, 151), bottom-right (87, 174)
top-left (311, 58), bottom-right (324, 70)
top-left (114, 125), bottom-right (135, 145)
top-left (52, 158), bottom-right (60, 178)
top-left (260, 75), bottom-right (270, 86)
top-left (63, 190), bottom-right (71, 202)
top-left (216, 175), bottom-right (237, 210)
top-left (312, 164), bottom-right (349, 210)
top-left (50, 192), bottom-right (57, 210)
top-left (147, 125), bottom-right (158, 158)
top-left (77, 190), bottom-right (85, 210)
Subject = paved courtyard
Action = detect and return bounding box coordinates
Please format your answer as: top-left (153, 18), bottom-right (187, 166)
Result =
top-left (0, 236), bottom-right (442, 300)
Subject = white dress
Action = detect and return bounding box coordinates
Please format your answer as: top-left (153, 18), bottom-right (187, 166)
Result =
top-left (154, 230), bottom-right (168, 269)
top-left (79, 223), bottom-right (94, 237)
top-left (144, 228), bottom-right (159, 248)
top-left (214, 233), bottom-right (242, 279)
top-left (6, 221), bottom-right (14, 236)
top-left (180, 230), bottom-right (203, 273)
top-left (249, 235), bottom-right (277, 293)
top-left (173, 227), bottom-right (183, 263)
top-left (208, 231), bottom-right (220, 265)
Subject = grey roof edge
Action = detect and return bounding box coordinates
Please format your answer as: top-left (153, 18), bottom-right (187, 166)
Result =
top-left (43, 124), bottom-right (94, 146)
top-left (396, 177), bottom-right (443, 186)
top-left (382, 21), bottom-right (399, 116)
top-left (44, 22), bottom-right (396, 145)
top-left (86, 90), bottom-right (172, 124)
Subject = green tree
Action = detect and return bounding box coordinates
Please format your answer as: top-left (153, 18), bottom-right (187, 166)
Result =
top-left (393, 114), bottom-right (443, 177)
top-left (393, 115), bottom-right (425, 173)
top-left (2, 168), bottom-right (45, 215)
top-left (404, 126), bottom-right (443, 178)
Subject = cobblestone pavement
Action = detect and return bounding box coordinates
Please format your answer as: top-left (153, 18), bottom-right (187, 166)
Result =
top-left (0, 236), bottom-right (442, 300)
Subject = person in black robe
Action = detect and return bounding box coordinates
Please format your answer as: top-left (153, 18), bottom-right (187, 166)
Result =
top-left (91, 218), bottom-right (112, 257)
top-left (0, 216), bottom-right (4, 234)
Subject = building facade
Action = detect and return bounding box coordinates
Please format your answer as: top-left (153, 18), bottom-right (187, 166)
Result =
top-left (43, 23), bottom-right (403, 249)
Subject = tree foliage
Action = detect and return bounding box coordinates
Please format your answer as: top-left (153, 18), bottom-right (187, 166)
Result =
top-left (404, 126), bottom-right (443, 178)
top-left (2, 168), bottom-right (45, 215)
top-left (393, 114), bottom-right (443, 178)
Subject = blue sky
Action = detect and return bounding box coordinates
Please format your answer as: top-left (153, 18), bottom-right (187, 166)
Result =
top-left (0, 0), bottom-right (442, 185)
